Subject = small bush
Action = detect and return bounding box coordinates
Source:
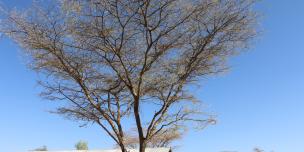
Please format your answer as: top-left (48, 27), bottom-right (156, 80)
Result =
top-left (75, 140), bottom-right (88, 150)
top-left (34, 145), bottom-right (47, 151)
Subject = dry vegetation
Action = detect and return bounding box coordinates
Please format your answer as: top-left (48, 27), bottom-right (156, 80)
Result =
top-left (0, 0), bottom-right (258, 151)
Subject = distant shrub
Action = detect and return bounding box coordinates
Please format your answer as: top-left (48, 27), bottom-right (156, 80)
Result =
top-left (34, 145), bottom-right (47, 151)
top-left (75, 140), bottom-right (88, 150)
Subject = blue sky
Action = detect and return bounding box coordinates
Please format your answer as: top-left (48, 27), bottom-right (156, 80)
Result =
top-left (0, 0), bottom-right (304, 152)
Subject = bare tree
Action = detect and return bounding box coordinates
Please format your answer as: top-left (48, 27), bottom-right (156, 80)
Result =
top-left (0, 0), bottom-right (258, 152)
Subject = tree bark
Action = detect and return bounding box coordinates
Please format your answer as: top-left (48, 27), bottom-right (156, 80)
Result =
top-left (133, 97), bottom-right (146, 152)
top-left (139, 140), bottom-right (146, 152)
top-left (120, 143), bottom-right (127, 152)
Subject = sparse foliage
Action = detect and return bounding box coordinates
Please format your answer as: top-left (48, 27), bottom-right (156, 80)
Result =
top-left (0, 0), bottom-right (258, 152)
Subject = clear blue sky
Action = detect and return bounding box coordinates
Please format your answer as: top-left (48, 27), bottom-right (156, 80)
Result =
top-left (0, 0), bottom-right (304, 152)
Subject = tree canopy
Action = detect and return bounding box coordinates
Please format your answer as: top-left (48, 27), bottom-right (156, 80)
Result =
top-left (0, 0), bottom-right (258, 152)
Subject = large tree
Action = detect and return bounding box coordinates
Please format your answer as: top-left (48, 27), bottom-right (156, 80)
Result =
top-left (0, 0), bottom-right (258, 152)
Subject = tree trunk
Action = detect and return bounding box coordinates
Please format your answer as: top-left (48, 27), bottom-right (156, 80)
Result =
top-left (120, 144), bottom-right (127, 152)
top-left (139, 140), bottom-right (146, 152)
top-left (133, 97), bottom-right (146, 152)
